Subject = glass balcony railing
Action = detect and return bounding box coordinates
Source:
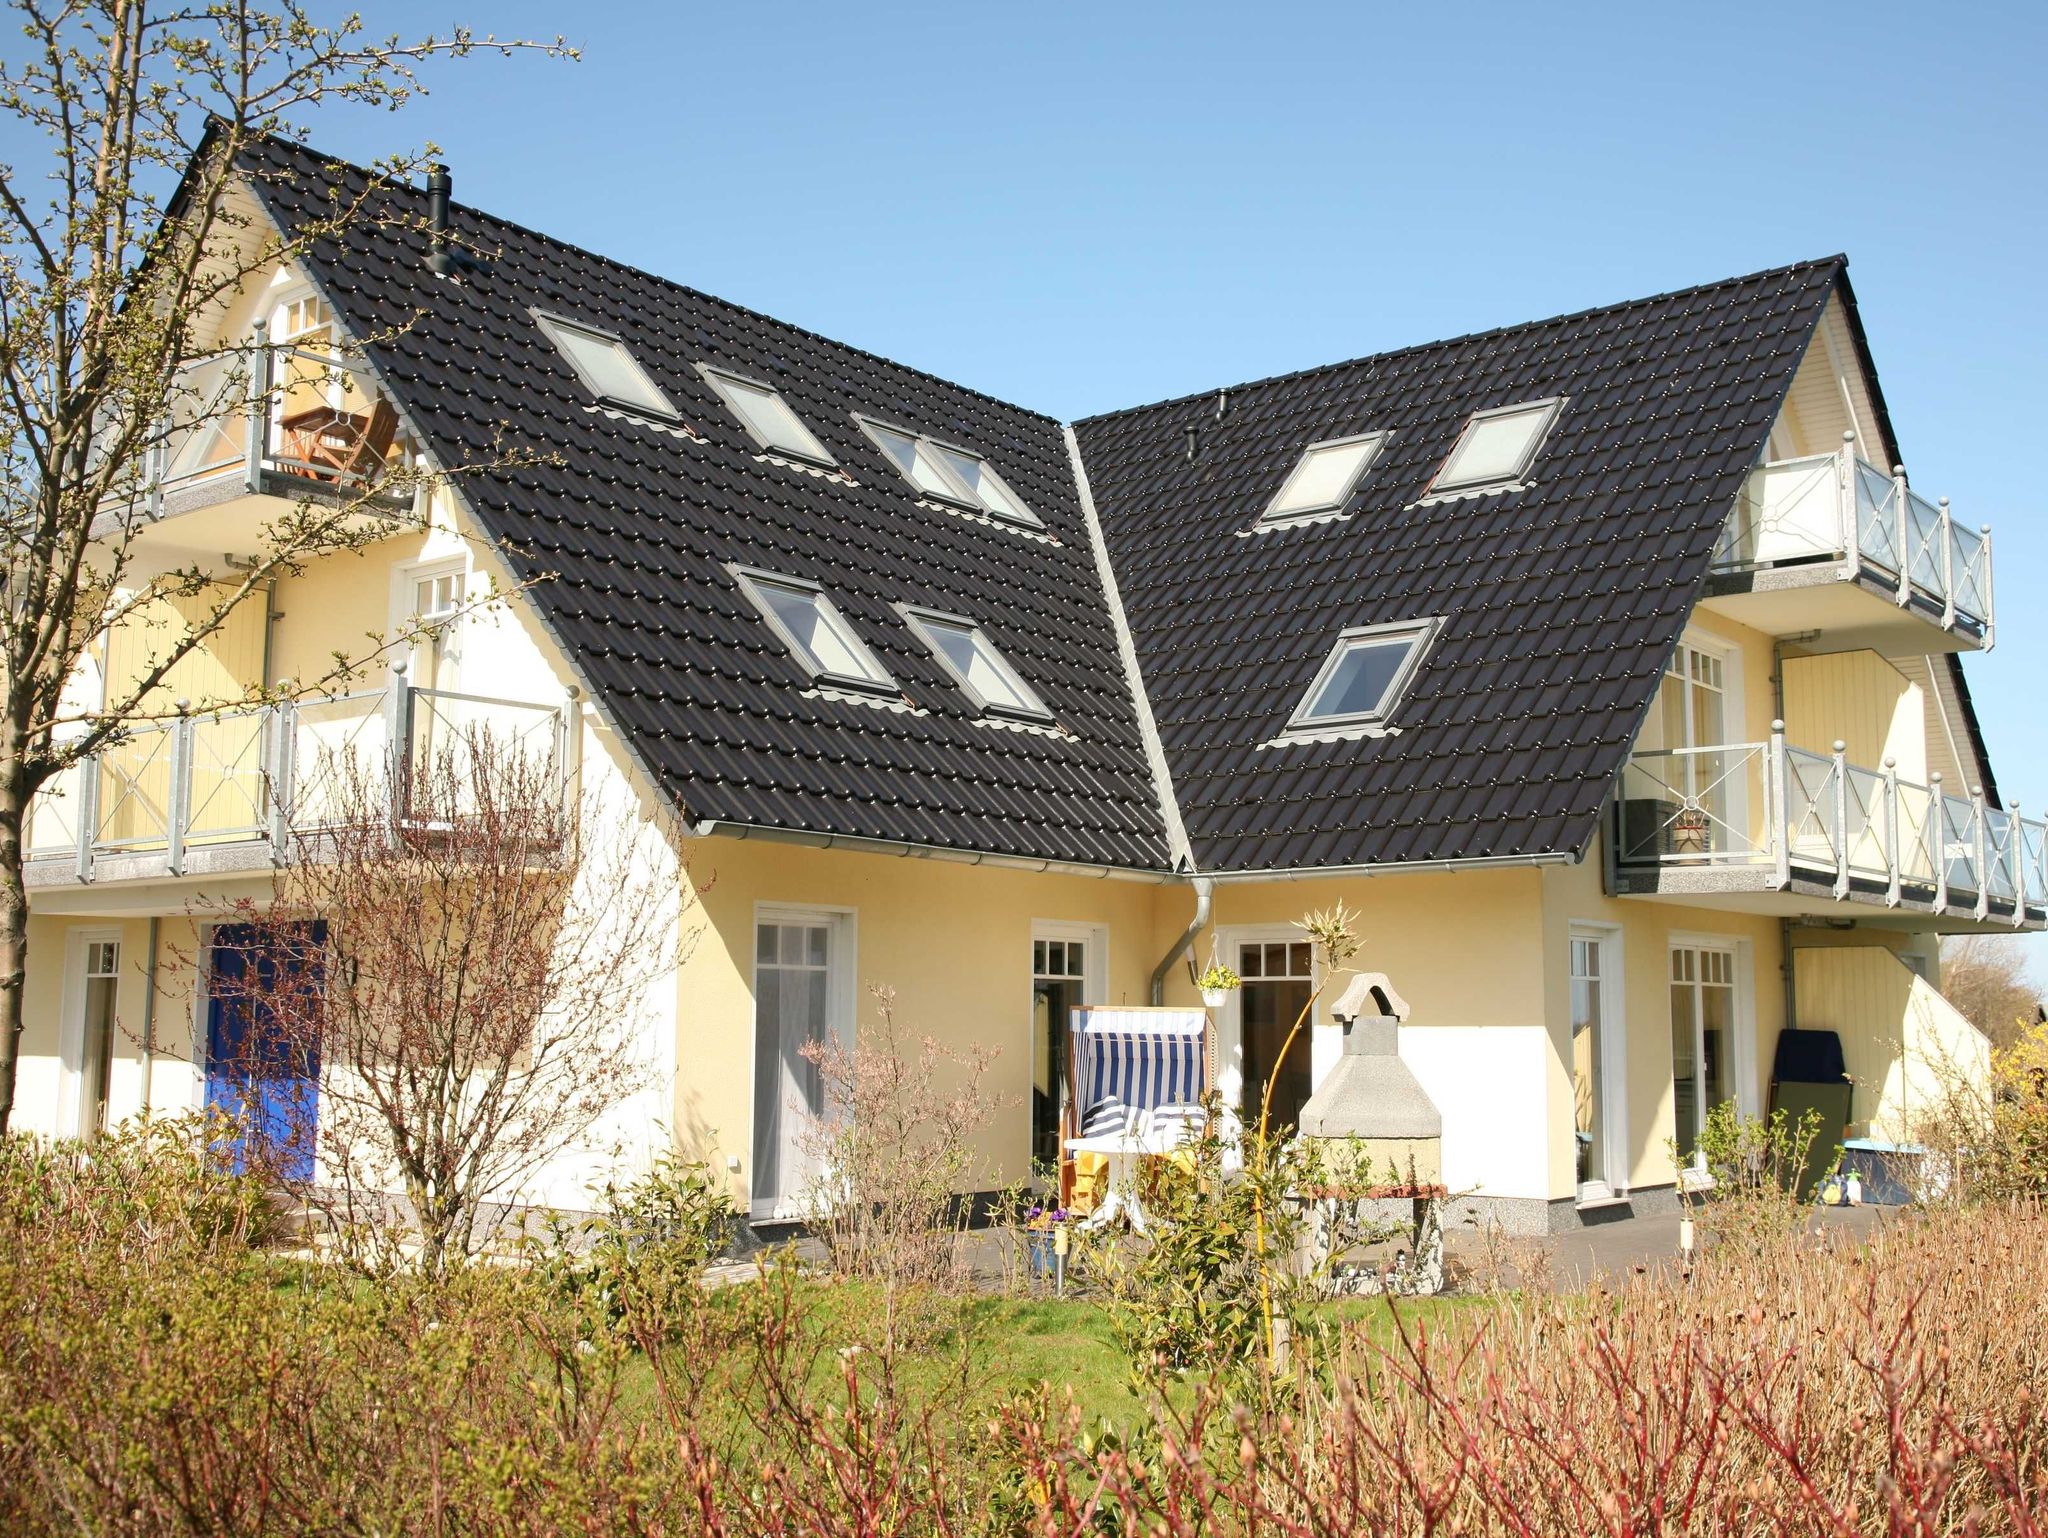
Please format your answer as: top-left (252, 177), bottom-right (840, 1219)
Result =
top-left (1712, 439), bottom-right (1993, 643)
top-left (1615, 729), bottom-right (2043, 924)
top-left (25, 686), bottom-right (569, 882)
top-left (99, 326), bottom-right (418, 524)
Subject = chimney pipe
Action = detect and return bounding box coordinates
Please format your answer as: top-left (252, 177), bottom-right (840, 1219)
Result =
top-left (426, 163), bottom-right (452, 276)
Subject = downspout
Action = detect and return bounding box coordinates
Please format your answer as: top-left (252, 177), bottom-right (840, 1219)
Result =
top-left (1150, 875), bottom-right (1213, 1006)
top-left (139, 916), bottom-right (160, 1118)
top-left (1778, 917), bottom-right (1797, 1037)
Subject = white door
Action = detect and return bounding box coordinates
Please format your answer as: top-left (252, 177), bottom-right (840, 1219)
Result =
top-left (1030, 923), bottom-right (1104, 1174)
top-left (67, 934), bottom-right (123, 1140)
top-left (1569, 925), bottom-right (1626, 1201)
top-left (751, 909), bottom-right (851, 1221)
top-left (1669, 942), bottom-right (1738, 1167)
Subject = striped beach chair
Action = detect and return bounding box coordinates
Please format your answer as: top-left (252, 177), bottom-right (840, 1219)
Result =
top-left (1061, 1006), bottom-right (1212, 1207)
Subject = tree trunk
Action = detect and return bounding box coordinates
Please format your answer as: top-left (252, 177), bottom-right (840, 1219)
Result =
top-left (0, 780), bottom-right (33, 1136)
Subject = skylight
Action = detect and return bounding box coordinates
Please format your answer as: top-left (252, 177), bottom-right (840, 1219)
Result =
top-left (1430, 398), bottom-right (1564, 493)
top-left (1290, 620), bottom-right (1439, 729)
top-left (857, 418), bottom-right (1044, 528)
top-left (732, 568), bottom-right (894, 692)
top-left (902, 608), bottom-right (1050, 720)
top-left (1262, 432), bottom-right (1387, 523)
top-left (700, 366), bottom-right (835, 464)
top-left (532, 310), bottom-right (677, 419)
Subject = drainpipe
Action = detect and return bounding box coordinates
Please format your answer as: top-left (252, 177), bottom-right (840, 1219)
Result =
top-left (1778, 917), bottom-right (1797, 1036)
top-left (1149, 875), bottom-right (1214, 1005)
top-left (139, 915), bottom-right (160, 1118)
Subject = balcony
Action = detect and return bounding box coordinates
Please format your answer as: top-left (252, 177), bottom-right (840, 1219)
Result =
top-left (25, 686), bottom-right (570, 888)
top-left (1702, 441), bottom-right (1992, 655)
top-left (1609, 728), bottom-right (2043, 929)
top-left (95, 331), bottom-right (419, 566)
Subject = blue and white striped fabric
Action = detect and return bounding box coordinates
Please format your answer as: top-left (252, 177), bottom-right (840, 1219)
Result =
top-left (1072, 1008), bottom-right (1209, 1116)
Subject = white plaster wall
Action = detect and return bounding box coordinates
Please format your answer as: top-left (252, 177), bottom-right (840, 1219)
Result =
top-left (1400, 1025), bottom-right (1553, 1202)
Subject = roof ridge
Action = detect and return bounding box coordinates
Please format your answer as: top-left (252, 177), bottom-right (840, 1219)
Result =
top-left (237, 129), bottom-right (1066, 427)
top-left (1073, 254), bottom-right (1849, 426)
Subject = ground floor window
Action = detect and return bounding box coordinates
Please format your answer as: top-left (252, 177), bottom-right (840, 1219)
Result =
top-left (1669, 942), bottom-right (1737, 1162)
top-left (73, 937), bottom-right (120, 1140)
top-left (1031, 934), bottom-right (1089, 1173)
top-left (1239, 937), bottom-right (1314, 1132)
top-left (752, 910), bottom-right (849, 1222)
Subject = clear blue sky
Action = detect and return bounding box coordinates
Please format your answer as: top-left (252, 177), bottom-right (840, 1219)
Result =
top-left (117, 3), bottom-right (2048, 953)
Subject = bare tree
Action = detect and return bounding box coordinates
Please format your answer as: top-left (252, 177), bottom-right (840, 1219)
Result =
top-left (203, 725), bottom-right (687, 1273)
top-left (0, 2), bottom-right (573, 1128)
top-left (1939, 935), bottom-right (2041, 1050)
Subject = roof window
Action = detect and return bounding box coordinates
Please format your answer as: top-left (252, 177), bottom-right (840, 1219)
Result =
top-left (732, 568), bottom-right (894, 693)
top-left (1430, 398), bottom-right (1565, 494)
top-left (700, 366), bottom-right (835, 465)
top-left (1290, 619), bottom-right (1439, 729)
top-left (858, 418), bottom-right (1043, 528)
top-left (902, 607), bottom-right (1050, 720)
top-left (1261, 432), bottom-right (1386, 523)
top-left (532, 310), bottom-right (677, 419)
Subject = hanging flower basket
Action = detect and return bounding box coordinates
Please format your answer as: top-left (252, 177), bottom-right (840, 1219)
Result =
top-left (1197, 961), bottom-right (1241, 1008)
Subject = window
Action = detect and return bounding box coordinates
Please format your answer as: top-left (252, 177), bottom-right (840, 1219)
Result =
top-left (753, 911), bottom-right (851, 1221)
top-left (732, 568), bottom-right (895, 692)
top-left (532, 310), bottom-right (677, 419)
top-left (1670, 943), bottom-right (1737, 1167)
top-left (74, 937), bottom-right (120, 1140)
top-left (1430, 398), bottom-right (1565, 493)
top-left (699, 366), bottom-right (835, 464)
top-left (857, 418), bottom-right (1043, 528)
top-left (1261, 432), bottom-right (1386, 523)
top-left (1031, 928), bottom-right (1098, 1169)
top-left (902, 607), bottom-right (1049, 720)
top-left (1289, 619), bottom-right (1439, 729)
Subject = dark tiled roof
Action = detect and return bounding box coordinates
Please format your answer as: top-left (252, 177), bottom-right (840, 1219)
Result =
top-left (238, 136), bottom-right (1174, 872)
top-left (1073, 260), bottom-right (1843, 873)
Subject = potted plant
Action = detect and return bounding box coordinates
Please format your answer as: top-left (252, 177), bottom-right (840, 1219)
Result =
top-left (1197, 961), bottom-right (1241, 1008)
top-left (1024, 1205), bottom-right (1068, 1279)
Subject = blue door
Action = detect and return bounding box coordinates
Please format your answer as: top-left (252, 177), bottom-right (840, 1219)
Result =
top-left (205, 922), bottom-right (325, 1181)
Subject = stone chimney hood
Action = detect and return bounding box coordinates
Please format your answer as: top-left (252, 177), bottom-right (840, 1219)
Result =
top-left (1297, 973), bottom-right (1442, 1183)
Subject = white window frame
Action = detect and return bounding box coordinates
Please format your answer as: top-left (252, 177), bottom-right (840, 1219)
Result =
top-left (1029, 919), bottom-right (1108, 1173)
top-left (750, 903), bottom-right (858, 1223)
top-left (1568, 921), bottom-right (1629, 1204)
top-left (899, 605), bottom-right (1051, 721)
top-left (730, 566), bottom-right (896, 695)
top-left (391, 553), bottom-right (471, 695)
top-left (1213, 923), bottom-right (1323, 1117)
top-left (1428, 397), bottom-right (1566, 495)
top-left (531, 308), bottom-right (679, 420)
top-left (697, 363), bottom-right (836, 466)
top-left (1667, 932), bottom-right (1757, 1185)
top-left (1287, 617), bottom-right (1442, 731)
top-left (1259, 431), bottom-right (1388, 525)
top-left (57, 926), bottom-right (123, 1138)
top-left (853, 415), bottom-right (1044, 529)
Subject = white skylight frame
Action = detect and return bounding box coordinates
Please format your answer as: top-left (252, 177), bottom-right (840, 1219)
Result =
top-left (899, 605), bottom-right (1052, 721)
top-left (855, 416), bottom-right (1044, 529)
top-left (1259, 431), bottom-right (1388, 525)
top-left (730, 566), bottom-right (896, 694)
top-left (1428, 397), bottom-right (1565, 494)
top-left (698, 364), bottom-right (836, 466)
top-left (1287, 618), bottom-right (1442, 731)
top-left (531, 309), bottom-right (679, 420)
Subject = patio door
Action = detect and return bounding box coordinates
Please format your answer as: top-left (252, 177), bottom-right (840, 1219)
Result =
top-left (751, 908), bottom-right (852, 1222)
top-left (204, 922), bottom-right (325, 1182)
top-left (66, 932), bottom-right (122, 1141)
top-left (1669, 942), bottom-right (1738, 1167)
top-left (1654, 642), bottom-right (1733, 856)
top-left (1569, 925), bottom-right (1626, 1202)
top-left (1229, 933), bottom-right (1316, 1134)
top-left (1031, 924), bottom-right (1102, 1173)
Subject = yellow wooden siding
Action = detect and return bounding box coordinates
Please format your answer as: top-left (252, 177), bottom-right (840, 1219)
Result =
top-left (1782, 649), bottom-right (1925, 779)
top-left (1792, 945), bottom-right (1988, 1140)
top-left (1771, 297), bottom-right (1885, 461)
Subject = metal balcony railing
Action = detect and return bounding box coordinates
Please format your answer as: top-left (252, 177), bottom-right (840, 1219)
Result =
top-left (103, 322), bottom-right (416, 523)
top-left (1713, 437), bottom-right (1993, 644)
top-left (25, 685), bottom-right (571, 883)
top-left (1615, 725), bottom-right (2043, 924)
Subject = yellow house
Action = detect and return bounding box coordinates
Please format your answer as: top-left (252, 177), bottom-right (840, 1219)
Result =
top-left (10, 134), bottom-right (2032, 1233)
